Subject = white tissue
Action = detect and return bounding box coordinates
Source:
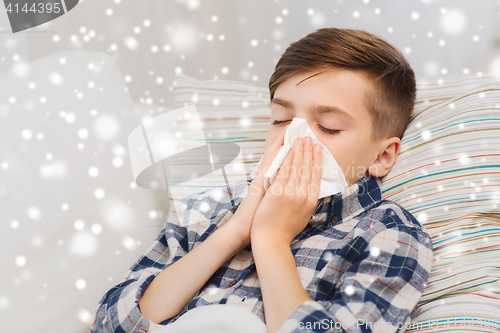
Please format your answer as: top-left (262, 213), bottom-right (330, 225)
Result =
top-left (250, 117), bottom-right (348, 199)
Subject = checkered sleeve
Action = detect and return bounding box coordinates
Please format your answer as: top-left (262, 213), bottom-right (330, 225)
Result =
top-left (277, 205), bottom-right (434, 333)
top-left (89, 195), bottom-right (196, 333)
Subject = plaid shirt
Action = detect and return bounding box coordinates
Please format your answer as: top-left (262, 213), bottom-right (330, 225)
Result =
top-left (90, 173), bottom-right (433, 333)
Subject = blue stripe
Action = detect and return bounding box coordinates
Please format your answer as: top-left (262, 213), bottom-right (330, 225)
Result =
top-left (402, 118), bottom-right (500, 146)
top-left (433, 228), bottom-right (500, 245)
top-left (381, 165), bottom-right (500, 194)
top-left (408, 194), bottom-right (500, 212)
top-left (408, 317), bottom-right (500, 327)
top-left (455, 278), bottom-right (499, 291)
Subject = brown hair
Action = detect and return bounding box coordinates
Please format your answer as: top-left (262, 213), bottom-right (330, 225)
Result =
top-left (269, 27), bottom-right (416, 142)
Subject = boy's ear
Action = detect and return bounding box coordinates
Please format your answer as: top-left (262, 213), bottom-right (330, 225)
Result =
top-left (368, 137), bottom-right (401, 178)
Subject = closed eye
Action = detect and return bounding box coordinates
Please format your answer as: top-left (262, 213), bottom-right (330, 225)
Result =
top-left (271, 120), bottom-right (341, 135)
top-left (318, 125), bottom-right (341, 135)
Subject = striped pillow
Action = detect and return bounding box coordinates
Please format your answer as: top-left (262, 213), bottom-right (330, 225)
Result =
top-left (169, 74), bottom-right (271, 203)
top-left (171, 73), bottom-right (500, 331)
top-left (383, 75), bottom-right (500, 331)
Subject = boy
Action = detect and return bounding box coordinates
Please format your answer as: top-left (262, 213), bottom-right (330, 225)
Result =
top-left (90, 28), bottom-right (433, 333)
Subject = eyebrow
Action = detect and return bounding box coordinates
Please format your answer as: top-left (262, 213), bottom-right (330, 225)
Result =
top-left (270, 98), bottom-right (356, 122)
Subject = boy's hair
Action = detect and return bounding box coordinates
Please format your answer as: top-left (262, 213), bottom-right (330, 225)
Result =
top-left (269, 27), bottom-right (416, 142)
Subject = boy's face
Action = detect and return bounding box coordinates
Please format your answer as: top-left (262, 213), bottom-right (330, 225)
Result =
top-left (265, 68), bottom-right (389, 187)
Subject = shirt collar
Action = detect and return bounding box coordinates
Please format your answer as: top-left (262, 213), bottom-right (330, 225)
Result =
top-left (308, 172), bottom-right (383, 229)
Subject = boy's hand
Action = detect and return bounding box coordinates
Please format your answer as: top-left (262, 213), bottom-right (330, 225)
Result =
top-left (250, 135), bottom-right (323, 246)
top-left (223, 124), bottom-right (290, 247)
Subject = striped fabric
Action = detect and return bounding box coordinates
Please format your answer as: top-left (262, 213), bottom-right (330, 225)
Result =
top-left (170, 73), bottom-right (500, 332)
top-left (383, 75), bottom-right (500, 332)
top-left (170, 74), bottom-right (270, 200)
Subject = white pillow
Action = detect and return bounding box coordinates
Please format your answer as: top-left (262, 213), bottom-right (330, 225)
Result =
top-left (0, 50), bottom-right (173, 333)
top-left (154, 304), bottom-right (267, 333)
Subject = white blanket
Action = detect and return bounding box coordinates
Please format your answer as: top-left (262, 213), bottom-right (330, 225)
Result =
top-left (155, 304), bottom-right (268, 333)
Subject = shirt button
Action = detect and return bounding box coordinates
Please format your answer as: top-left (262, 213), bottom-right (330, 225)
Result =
top-left (228, 279), bottom-right (237, 287)
top-left (331, 215), bottom-right (338, 224)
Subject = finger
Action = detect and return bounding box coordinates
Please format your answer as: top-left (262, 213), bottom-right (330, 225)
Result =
top-left (299, 136), bottom-right (314, 191)
top-left (262, 124), bottom-right (290, 165)
top-left (254, 124), bottom-right (290, 181)
top-left (311, 143), bottom-right (323, 199)
top-left (270, 124), bottom-right (289, 151)
top-left (275, 146), bottom-right (294, 181)
top-left (273, 146), bottom-right (294, 194)
top-left (289, 136), bottom-right (304, 188)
